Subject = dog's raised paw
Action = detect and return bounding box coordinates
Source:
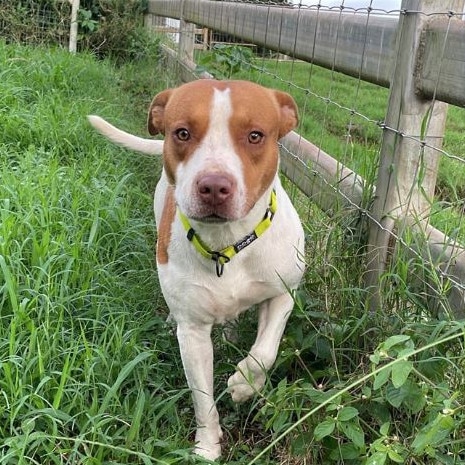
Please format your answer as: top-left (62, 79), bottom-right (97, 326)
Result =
top-left (227, 358), bottom-right (266, 403)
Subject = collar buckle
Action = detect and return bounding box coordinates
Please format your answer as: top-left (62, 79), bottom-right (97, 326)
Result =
top-left (210, 251), bottom-right (230, 277)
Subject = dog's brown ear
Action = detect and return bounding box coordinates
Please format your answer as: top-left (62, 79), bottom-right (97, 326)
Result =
top-left (273, 90), bottom-right (299, 138)
top-left (147, 89), bottom-right (173, 136)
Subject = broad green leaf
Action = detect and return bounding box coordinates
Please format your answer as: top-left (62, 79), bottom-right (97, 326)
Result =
top-left (366, 451), bottom-right (387, 465)
top-left (338, 406), bottom-right (359, 422)
top-left (402, 381), bottom-right (426, 413)
top-left (398, 346), bottom-right (415, 358)
top-left (385, 383), bottom-right (404, 408)
top-left (386, 379), bottom-right (425, 412)
top-left (379, 422), bottom-right (390, 436)
top-left (373, 367), bottom-right (391, 390)
top-left (272, 410), bottom-right (290, 433)
top-left (314, 418), bottom-right (336, 440)
top-left (306, 388), bottom-right (340, 404)
top-left (388, 449), bottom-right (406, 463)
top-left (412, 414), bottom-right (454, 454)
top-left (391, 360), bottom-right (413, 388)
top-left (381, 335), bottom-right (411, 350)
top-left (339, 420), bottom-right (365, 449)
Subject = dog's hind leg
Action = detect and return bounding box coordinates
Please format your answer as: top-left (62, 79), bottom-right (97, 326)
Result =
top-left (227, 292), bottom-right (295, 403)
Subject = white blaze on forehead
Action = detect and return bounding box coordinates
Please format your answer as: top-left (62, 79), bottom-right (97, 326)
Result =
top-left (196, 87), bottom-right (241, 171)
top-left (175, 87), bottom-right (246, 215)
top-left (207, 87), bottom-right (233, 149)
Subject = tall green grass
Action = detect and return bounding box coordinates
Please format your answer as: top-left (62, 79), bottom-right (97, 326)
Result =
top-left (1, 42), bottom-right (464, 465)
top-left (0, 43), bottom-right (193, 464)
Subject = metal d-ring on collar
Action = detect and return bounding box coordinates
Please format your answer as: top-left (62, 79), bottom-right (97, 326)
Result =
top-left (177, 189), bottom-right (277, 277)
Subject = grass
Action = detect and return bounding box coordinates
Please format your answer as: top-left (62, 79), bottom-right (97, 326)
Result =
top-left (0, 41), bottom-right (464, 465)
top-left (0, 42), bottom-right (192, 463)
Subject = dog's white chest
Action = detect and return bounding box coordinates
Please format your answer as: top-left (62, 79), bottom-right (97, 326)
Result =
top-left (158, 250), bottom-right (290, 324)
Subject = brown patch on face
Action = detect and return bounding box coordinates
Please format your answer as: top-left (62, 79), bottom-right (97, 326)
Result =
top-left (148, 89), bottom-right (173, 136)
top-left (226, 81), bottom-right (299, 206)
top-left (147, 80), bottom-right (223, 185)
top-left (156, 185), bottom-right (176, 265)
top-left (273, 90), bottom-right (299, 138)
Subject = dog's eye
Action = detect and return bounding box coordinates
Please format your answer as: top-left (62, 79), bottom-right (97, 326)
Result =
top-left (248, 131), bottom-right (264, 144)
top-left (175, 128), bottom-right (190, 141)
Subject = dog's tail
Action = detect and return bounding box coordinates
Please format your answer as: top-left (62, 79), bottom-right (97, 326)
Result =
top-left (87, 115), bottom-right (163, 155)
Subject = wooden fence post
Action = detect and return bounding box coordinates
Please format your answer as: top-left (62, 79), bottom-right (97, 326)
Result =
top-left (179, 19), bottom-right (195, 64)
top-left (365, 0), bottom-right (463, 310)
top-left (68, 0), bottom-right (79, 53)
top-left (178, 0), bottom-right (196, 83)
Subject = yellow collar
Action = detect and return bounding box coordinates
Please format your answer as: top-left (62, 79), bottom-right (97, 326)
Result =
top-left (177, 190), bottom-right (277, 277)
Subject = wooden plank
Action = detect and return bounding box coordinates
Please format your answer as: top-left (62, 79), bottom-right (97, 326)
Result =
top-left (148, 0), bottom-right (395, 87)
top-left (179, 20), bottom-right (195, 64)
top-left (280, 131), bottom-right (365, 214)
top-left (148, 0), bottom-right (465, 107)
top-left (210, 42), bottom-right (257, 49)
top-left (417, 17), bottom-right (465, 107)
top-left (153, 27), bottom-right (179, 34)
top-left (68, 0), bottom-right (79, 53)
top-left (147, 0), bottom-right (465, 115)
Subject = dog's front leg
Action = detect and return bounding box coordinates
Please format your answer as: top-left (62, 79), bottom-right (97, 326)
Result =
top-left (227, 292), bottom-right (295, 402)
top-left (177, 322), bottom-right (222, 460)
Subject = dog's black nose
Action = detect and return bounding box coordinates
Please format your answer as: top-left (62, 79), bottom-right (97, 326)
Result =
top-left (197, 174), bottom-right (235, 206)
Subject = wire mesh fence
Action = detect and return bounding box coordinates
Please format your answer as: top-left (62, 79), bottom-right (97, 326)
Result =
top-left (147, 0), bottom-right (465, 319)
top-left (0, 1), bottom-right (72, 47)
top-left (1, 2), bottom-right (463, 314)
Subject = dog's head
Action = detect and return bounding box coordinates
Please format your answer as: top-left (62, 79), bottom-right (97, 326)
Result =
top-left (148, 80), bottom-right (298, 222)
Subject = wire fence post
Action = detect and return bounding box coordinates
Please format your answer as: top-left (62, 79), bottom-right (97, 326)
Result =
top-left (364, 0), bottom-right (463, 311)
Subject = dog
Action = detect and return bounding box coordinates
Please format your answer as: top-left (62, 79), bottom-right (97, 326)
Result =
top-left (88, 79), bottom-right (305, 460)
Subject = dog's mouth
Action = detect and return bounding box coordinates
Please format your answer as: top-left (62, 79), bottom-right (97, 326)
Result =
top-left (194, 214), bottom-right (230, 224)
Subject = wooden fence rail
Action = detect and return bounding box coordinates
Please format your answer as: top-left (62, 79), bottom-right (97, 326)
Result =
top-left (147, 0), bottom-right (465, 318)
top-left (148, 0), bottom-right (465, 106)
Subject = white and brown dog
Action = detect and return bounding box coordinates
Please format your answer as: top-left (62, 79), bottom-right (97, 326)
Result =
top-left (88, 79), bottom-right (305, 460)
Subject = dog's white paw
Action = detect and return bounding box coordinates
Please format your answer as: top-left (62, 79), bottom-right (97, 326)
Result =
top-left (227, 357), bottom-right (266, 403)
top-left (194, 443), bottom-right (222, 461)
top-left (194, 425), bottom-right (223, 461)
